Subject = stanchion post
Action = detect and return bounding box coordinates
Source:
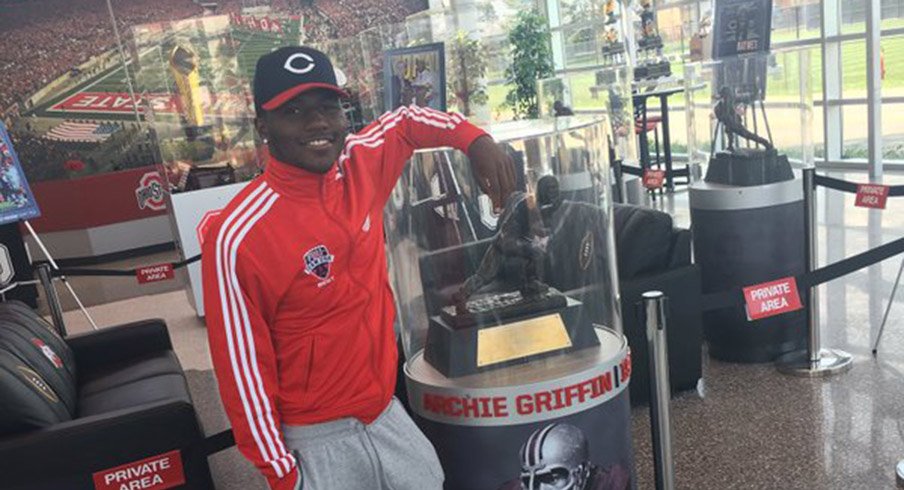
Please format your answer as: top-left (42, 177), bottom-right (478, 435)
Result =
top-left (873, 256), bottom-right (904, 355)
top-left (613, 159), bottom-right (625, 204)
top-left (643, 291), bottom-right (675, 490)
top-left (804, 167), bottom-right (821, 365)
top-left (777, 168), bottom-right (852, 376)
top-left (689, 162), bottom-right (703, 185)
top-left (36, 264), bottom-right (66, 338)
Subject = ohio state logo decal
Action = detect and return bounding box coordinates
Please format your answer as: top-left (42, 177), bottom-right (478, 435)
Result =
top-left (136, 171), bottom-right (166, 211)
top-left (304, 245), bottom-right (335, 287)
top-left (31, 338), bottom-right (63, 369)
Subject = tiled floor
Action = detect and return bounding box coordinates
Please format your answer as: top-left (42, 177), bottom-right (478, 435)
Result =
top-left (60, 169), bottom-right (904, 489)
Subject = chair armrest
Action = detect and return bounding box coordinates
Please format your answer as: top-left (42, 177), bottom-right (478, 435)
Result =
top-left (620, 265), bottom-right (703, 404)
top-left (668, 228), bottom-right (692, 269)
top-left (0, 400), bottom-right (204, 490)
top-left (67, 319), bottom-right (173, 372)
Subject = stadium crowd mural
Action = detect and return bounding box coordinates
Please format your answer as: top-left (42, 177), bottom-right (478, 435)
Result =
top-left (0, 0), bottom-right (427, 184)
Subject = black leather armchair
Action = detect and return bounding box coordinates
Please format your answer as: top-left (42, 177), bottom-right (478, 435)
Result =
top-left (0, 301), bottom-right (214, 490)
top-left (613, 204), bottom-right (703, 404)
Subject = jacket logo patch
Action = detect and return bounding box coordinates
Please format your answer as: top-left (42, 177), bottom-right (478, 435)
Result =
top-left (362, 215), bottom-right (371, 232)
top-left (31, 338), bottom-right (64, 369)
top-left (304, 245), bottom-right (335, 286)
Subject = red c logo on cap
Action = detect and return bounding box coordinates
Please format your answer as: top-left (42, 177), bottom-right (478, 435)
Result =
top-left (284, 53), bottom-right (315, 74)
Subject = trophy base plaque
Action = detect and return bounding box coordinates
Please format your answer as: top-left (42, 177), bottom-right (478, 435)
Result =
top-left (635, 60), bottom-right (672, 81)
top-left (638, 36), bottom-right (664, 51)
top-left (602, 44), bottom-right (627, 57)
top-left (424, 295), bottom-right (600, 378)
top-left (705, 148), bottom-right (794, 186)
top-left (440, 289), bottom-right (568, 329)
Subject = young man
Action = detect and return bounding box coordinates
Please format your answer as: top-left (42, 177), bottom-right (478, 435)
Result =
top-left (202, 46), bottom-right (515, 490)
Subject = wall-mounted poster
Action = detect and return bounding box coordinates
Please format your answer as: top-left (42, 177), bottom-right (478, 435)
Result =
top-left (0, 122), bottom-right (41, 225)
top-left (712, 0), bottom-right (773, 59)
top-left (383, 43), bottom-right (446, 112)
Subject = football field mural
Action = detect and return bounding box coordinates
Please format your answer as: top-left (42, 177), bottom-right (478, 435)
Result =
top-left (15, 12), bottom-right (302, 183)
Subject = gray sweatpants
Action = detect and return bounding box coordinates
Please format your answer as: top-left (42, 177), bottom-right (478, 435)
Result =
top-left (283, 398), bottom-right (444, 490)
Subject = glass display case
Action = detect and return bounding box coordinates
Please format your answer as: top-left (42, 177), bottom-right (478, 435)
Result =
top-left (354, 10), bottom-right (453, 118)
top-left (387, 117), bottom-right (619, 370)
top-left (631, 0), bottom-right (672, 82)
top-left (599, 0), bottom-right (632, 69)
top-left (131, 14), bottom-right (280, 193)
top-left (595, 63), bottom-right (640, 170)
top-left (685, 48), bottom-right (816, 185)
top-left (132, 14), bottom-right (291, 315)
top-left (536, 76), bottom-right (572, 118)
top-left (688, 47), bottom-right (816, 363)
top-left (386, 116), bottom-right (635, 490)
top-left (319, 36), bottom-right (377, 132)
top-left (682, 62), bottom-right (705, 183)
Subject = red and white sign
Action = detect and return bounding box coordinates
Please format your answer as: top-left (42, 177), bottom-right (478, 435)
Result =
top-left (93, 450), bottom-right (185, 490)
top-left (743, 276), bottom-right (803, 321)
top-left (49, 92), bottom-right (251, 116)
top-left (31, 338), bottom-right (63, 368)
top-left (855, 184), bottom-right (890, 209)
top-left (136, 171), bottom-right (166, 212)
top-left (51, 92), bottom-right (155, 115)
top-left (196, 209), bottom-right (223, 248)
top-left (229, 13), bottom-right (285, 33)
top-left (643, 169), bottom-right (666, 190)
top-left (136, 263), bottom-right (175, 285)
top-left (409, 344), bottom-right (631, 427)
top-left (27, 165), bottom-right (169, 235)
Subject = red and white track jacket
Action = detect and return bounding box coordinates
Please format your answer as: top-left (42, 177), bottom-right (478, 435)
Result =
top-left (202, 105), bottom-right (486, 490)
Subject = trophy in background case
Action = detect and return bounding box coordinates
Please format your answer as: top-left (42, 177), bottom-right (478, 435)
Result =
top-left (705, 55), bottom-right (793, 186)
top-left (600, 0), bottom-right (627, 67)
top-left (168, 44), bottom-right (215, 157)
top-left (633, 0), bottom-right (671, 81)
top-left (704, 0), bottom-right (787, 185)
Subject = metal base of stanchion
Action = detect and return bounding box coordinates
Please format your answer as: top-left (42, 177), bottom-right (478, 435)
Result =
top-left (775, 348), bottom-right (853, 377)
top-left (897, 460), bottom-right (904, 488)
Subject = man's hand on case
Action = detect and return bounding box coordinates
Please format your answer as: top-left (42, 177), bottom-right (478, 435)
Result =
top-left (468, 135), bottom-right (516, 213)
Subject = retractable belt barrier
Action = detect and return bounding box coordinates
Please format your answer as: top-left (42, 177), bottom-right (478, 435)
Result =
top-left (194, 429), bottom-right (235, 457)
top-left (814, 174), bottom-right (904, 197)
top-left (701, 173), bottom-right (904, 313)
top-left (34, 173), bottom-right (904, 457)
top-left (621, 164), bottom-right (645, 177)
top-left (46, 254), bottom-right (201, 279)
top-left (619, 164), bottom-right (689, 179)
top-left (701, 234), bottom-right (904, 312)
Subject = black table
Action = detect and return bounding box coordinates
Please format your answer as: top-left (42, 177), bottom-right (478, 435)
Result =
top-left (633, 84), bottom-right (684, 191)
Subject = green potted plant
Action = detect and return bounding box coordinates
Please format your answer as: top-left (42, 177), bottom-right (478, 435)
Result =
top-left (504, 9), bottom-right (554, 119)
top-left (447, 31), bottom-right (489, 117)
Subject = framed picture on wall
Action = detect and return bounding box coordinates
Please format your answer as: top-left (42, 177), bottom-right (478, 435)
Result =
top-left (712, 0), bottom-right (773, 59)
top-left (0, 122), bottom-right (40, 225)
top-left (383, 42), bottom-right (446, 112)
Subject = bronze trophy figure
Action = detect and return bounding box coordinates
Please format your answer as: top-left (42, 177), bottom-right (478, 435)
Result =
top-left (447, 178), bottom-right (567, 328)
top-left (705, 75), bottom-right (794, 186)
top-left (713, 86), bottom-right (772, 151)
top-left (424, 176), bottom-right (600, 378)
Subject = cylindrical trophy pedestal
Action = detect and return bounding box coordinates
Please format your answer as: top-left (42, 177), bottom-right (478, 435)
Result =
top-left (405, 328), bottom-right (635, 490)
top-left (690, 179), bottom-right (807, 362)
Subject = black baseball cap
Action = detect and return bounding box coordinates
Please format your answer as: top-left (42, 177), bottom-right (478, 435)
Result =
top-left (253, 46), bottom-right (349, 113)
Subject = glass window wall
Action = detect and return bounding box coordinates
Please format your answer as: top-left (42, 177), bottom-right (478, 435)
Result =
top-left (541, 0), bottom-right (901, 171)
